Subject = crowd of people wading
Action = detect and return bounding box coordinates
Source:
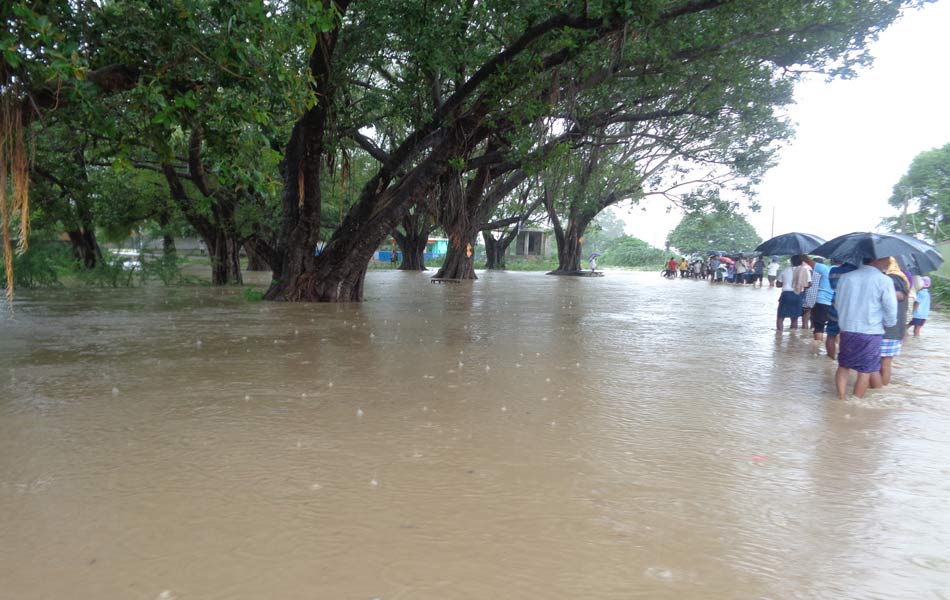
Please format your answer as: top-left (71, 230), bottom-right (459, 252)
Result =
top-left (662, 251), bottom-right (934, 401)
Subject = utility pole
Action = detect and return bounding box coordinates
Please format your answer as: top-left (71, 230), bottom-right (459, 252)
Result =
top-left (770, 206), bottom-right (775, 238)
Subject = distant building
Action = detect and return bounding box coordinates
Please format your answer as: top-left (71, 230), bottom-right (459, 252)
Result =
top-left (509, 229), bottom-right (550, 257)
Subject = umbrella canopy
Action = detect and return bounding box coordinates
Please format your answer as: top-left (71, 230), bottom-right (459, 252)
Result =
top-left (811, 232), bottom-right (944, 272)
top-left (754, 232), bottom-right (826, 256)
top-left (717, 256), bottom-right (735, 265)
top-left (589, 252), bottom-right (602, 259)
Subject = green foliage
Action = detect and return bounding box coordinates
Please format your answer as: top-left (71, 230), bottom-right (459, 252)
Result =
top-left (583, 211), bottom-right (628, 253)
top-left (69, 251), bottom-right (138, 287)
top-left (476, 255), bottom-right (559, 272)
top-left (0, 241), bottom-right (72, 289)
top-left (928, 275), bottom-right (948, 311)
top-left (883, 143), bottom-right (950, 242)
top-left (242, 286), bottom-right (265, 302)
top-left (599, 236), bottom-right (668, 268)
top-left (668, 207), bottom-right (762, 255)
top-left (137, 253), bottom-right (191, 286)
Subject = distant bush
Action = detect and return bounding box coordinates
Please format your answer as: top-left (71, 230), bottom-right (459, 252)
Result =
top-left (478, 255), bottom-right (558, 271)
top-left (930, 274), bottom-right (948, 310)
top-left (599, 236), bottom-right (667, 268)
top-left (242, 287), bottom-right (265, 302)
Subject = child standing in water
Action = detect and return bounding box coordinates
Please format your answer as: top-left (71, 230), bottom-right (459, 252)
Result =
top-left (909, 276), bottom-right (931, 336)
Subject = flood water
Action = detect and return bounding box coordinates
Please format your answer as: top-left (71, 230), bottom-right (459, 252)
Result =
top-left (2, 270), bottom-right (949, 600)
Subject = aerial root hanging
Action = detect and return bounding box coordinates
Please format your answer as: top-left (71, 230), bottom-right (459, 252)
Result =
top-left (1, 92), bottom-right (32, 302)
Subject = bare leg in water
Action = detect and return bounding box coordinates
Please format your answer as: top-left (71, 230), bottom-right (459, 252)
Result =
top-left (826, 335), bottom-right (838, 360)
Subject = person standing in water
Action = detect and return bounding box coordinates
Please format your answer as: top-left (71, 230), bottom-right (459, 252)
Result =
top-left (909, 276), bottom-right (932, 336)
top-left (833, 257), bottom-right (897, 400)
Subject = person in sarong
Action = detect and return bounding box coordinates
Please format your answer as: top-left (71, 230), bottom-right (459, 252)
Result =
top-left (833, 257), bottom-right (898, 399)
top-left (775, 255), bottom-right (809, 332)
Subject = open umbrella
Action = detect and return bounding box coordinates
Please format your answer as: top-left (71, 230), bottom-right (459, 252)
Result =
top-left (754, 232), bottom-right (826, 256)
top-left (589, 252), bottom-right (602, 259)
top-left (811, 232), bottom-right (944, 272)
top-left (717, 256), bottom-right (735, 265)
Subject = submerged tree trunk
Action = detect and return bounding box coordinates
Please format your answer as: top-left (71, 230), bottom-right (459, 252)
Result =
top-left (66, 229), bottom-right (101, 269)
top-left (434, 233), bottom-right (477, 280)
top-left (482, 232), bottom-right (506, 270)
top-left (200, 230), bottom-right (242, 286)
top-left (551, 218), bottom-right (587, 273)
top-left (162, 234), bottom-right (176, 259)
top-left (544, 185), bottom-right (596, 274)
top-left (392, 209), bottom-right (430, 271)
top-left (161, 163), bottom-right (243, 285)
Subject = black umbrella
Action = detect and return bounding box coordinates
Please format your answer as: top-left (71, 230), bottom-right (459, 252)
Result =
top-left (811, 232), bottom-right (944, 272)
top-left (888, 233), bottom-right (944, 274)
top-left (754, 232), bottom-right (826, 256)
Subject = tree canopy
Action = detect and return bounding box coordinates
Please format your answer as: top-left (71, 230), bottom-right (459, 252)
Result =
top-left (667, 206), bottom-right (762, 255)
top-left (2, 0), bottom-right (930, 301)
top-left (883, 142), bottom-right (950, 242)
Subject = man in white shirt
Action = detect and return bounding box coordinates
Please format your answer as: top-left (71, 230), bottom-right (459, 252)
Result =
top-left (833, 257), bottom-right (898, 399)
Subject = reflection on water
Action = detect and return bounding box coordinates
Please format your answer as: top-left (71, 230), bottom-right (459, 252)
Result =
top-left (1, 271), bottom-right (949, 600)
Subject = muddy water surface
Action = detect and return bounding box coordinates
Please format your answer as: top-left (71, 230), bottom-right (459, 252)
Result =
top-left (2, 271), bottom-right (949, 600)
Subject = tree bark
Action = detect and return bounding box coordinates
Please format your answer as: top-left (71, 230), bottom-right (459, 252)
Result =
top-left (244, 241), bottom-right (269, 271)
top-left (264, 3), bottom-right (349, 300)
top-left (550, 217), bottom-right (590, 273)
top-left (161, 163), bottom-right (242, 285)
top-left (482, 232), bottom-right (505, 270)
top-left (544, 186), bottom-right (597, 274)
top-left (66, 229), bottom-right (102, 269)
top-left (392, 209), bottom-right (430, 271)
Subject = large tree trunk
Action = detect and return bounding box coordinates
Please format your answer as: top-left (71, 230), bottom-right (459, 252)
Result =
top-left (202, 230), bottom-right (242, 286)
top-left (270, 111), bottom-right (476, 301)
top-left (157, 211), bottom-right (177, 260)
top-left (544, 185), bottom-right (595, 275)
top-left (482, 224), bottom-right (520, 270)
top-left (162, 234), bottom-right (176, 259)
top-left (551, 218), bottom-right (587, 273)
top-left (482, 232), bottom-right (506, 270)
top-left (434, 232), bottom-right (477, 279)
top-left (244, 241), bottom-right (269, 271)
top-left (66, 229), bottom-right (101, 269)
top-left (392, 210), bottom-right (430, 271)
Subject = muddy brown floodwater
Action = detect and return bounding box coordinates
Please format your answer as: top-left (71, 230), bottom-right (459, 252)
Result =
top-left (1, 270), bottom-right (949, 600)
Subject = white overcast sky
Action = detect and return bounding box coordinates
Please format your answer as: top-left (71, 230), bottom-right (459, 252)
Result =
top-left (619, 0), bottom-right (950, 249)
